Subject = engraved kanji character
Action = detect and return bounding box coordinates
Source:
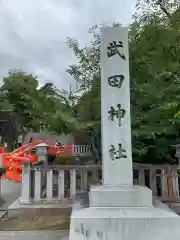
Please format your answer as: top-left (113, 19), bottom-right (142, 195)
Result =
top-left (108, 104), bottom-right (126, 126)
top-left (108, 75), bottom-right (124, 88)
top-left (107, 41), bottom-right (126, 60)
top-left (109, 143), bottom-right (127, 161)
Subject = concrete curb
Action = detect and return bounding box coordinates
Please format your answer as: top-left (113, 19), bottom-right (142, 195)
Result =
top-left (0, 230), bottom-right (69, 235)
top-left (0, 230), bottom-right (69, 240)
top-left (0, 210), bottom-right (7, 219)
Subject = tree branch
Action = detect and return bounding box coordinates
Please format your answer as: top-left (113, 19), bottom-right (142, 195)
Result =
top-left (156, 0), bottom-right (175, 22)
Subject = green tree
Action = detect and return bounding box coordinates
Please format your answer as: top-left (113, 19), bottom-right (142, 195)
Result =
top-left (130, 21), bottom-right (180, 163)
top-left (66, 23), bottom-right (121, 163)
top-left (1, 70), bottom-right (43, 135)
top-left (66, 4), bottom-right (180, 164)
top-left (0, 70), bottom-right (78, 149)
top-left (130, 1), bottom-right (180, 163)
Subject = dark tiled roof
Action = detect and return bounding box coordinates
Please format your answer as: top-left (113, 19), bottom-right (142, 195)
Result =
top-left (23, 132), bottom-right (74, 145)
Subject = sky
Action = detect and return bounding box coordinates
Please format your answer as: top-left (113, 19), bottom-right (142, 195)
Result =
top-left (0, 0), bottom-right (136, 90)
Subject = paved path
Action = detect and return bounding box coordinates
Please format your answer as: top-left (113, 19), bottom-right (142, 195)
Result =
top-left (0, 231), bottom-right (69, 240)
top-left (0, 179), bottom-right (21, 210)
top-left (0, 180), bottom-right (70, 239)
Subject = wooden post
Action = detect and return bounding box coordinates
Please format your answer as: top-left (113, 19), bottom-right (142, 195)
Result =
top-left (20, 162), bottom-right (31, 204)
top-left (149, 168), bottom-right (157, 196)
top-left (139, 168), bottom-right (145, 186)
top-left (46, 170), bottom-right (53, 201)
top-left (70, 169), bottom-right (76, 199)
top-left (34, 169), bottom-right (42, 203)
top-left (80, 171), bottom-right (88, 191)
top-left (0, 153), bottom-right (2, 201)
top-left (58, 170), bottom-right (65, 200)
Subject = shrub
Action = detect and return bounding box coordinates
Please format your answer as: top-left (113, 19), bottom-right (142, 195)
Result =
top-left (0, 167), bottom-right (6, 177)
top-left (53, 156), bottom-right (76, 165)
top-left (47, 153), bottom-right (56, 164)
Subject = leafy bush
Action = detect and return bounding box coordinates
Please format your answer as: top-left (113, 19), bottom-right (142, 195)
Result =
top-left (0, 167), bottom-right (6, 177)
top-left (53, 156), bottom-right (76, 165)
top-left (47, 153), bottom-right (56, 164)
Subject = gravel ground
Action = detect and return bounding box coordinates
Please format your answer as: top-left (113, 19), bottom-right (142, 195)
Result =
top-left (0, 208), bottom-right (70, 231)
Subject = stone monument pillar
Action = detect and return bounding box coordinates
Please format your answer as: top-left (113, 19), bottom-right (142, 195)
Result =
top-left (68, 27), bottom-right (180, 240)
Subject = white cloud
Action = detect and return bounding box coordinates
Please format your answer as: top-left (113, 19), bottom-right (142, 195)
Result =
top-left (0, 0), bottom-right (136, 89)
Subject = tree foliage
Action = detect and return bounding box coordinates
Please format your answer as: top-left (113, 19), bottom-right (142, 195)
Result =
top-left (0, 70), bottom-right (79, 149)
top-left (1, 0), bottom-right (180, 163)
top-left (66, 1), bottom-right (180, 164)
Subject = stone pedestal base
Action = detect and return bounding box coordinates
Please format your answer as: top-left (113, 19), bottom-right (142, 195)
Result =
top-left (90, 185), bottom-right (152, 207)
top-left (69, 185), bottom-right (180, 240)
top-left (69, 206), bottom-right (180, 240)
